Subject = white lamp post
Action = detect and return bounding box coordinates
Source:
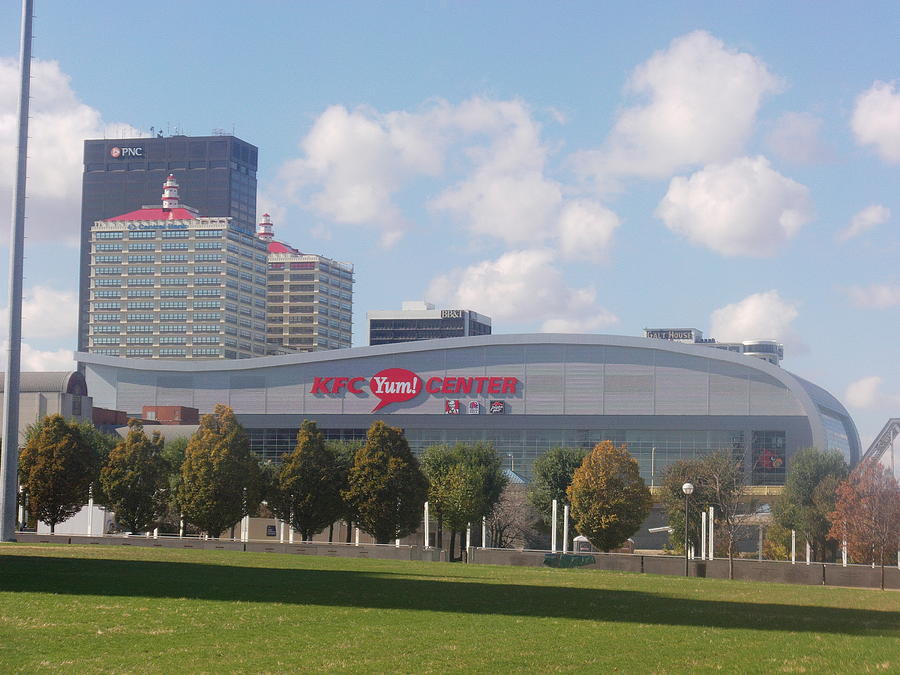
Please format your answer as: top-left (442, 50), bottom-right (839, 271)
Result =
top-left (682, 482), bottom-right (694, 577)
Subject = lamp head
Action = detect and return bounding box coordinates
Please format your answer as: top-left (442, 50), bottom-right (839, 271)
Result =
top-left (682, 482), bottom-right (694, 495)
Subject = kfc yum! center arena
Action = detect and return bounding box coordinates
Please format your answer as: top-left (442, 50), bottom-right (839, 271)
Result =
top-left (78, 333), bottom-right (859, 487)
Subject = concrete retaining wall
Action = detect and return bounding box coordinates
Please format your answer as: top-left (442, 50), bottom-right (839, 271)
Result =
top-left (14, 533), bottom-right (897, 589)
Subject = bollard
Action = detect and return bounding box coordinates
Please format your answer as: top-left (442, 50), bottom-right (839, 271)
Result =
top-left (791, 530), bottom-right (796, 564)
top-left (562, 504), bottom-right (569, 555)
top-left (424, 502), bottom-right (430, 549)
top-left (551, 499), bottom-right (558, 553)
top-left (708, 506), bottom-right (714, 559)
top-left (701, 511), bottom-right (707, 560)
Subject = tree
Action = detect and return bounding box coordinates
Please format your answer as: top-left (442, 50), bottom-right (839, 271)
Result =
top-left (98, 419), bottom-right (168, 533)
top-left (18, 415), bottom-right (96, 533)
top-left (270, 420), bottom-right (344, 541)
top-left (567, 441), bottom-right (652, 551)
top-left (178, 405), bottom-right (261, 538)
top-left (422, 442), bottom-right (507, 559)
top-left (343, 421), bottom-right (428, 544)
top-left (528, 446), bottom-right (588, 550)
top-left (325, 440), bottom-right (362, 543)
top-left (828, 460), bottom-right (900, 590)
top-left (661, 452), bottom-right (750, 578)
top-left (487, 485), bottom-right (541, 549)
top-left (774, 448), bottom-right (848, 562)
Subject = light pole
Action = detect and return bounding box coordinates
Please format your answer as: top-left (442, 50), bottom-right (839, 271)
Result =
top-left (507, 453), bottom-right (514, 473)
top-left (682, 482), bottom-right (694, 577)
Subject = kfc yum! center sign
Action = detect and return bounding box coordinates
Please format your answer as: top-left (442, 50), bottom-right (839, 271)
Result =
top-left (310, 368), bottom-right (520, 412)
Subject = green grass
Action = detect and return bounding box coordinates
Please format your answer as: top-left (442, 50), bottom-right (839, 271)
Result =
top-left (0, 545), bottom-right (898, 673)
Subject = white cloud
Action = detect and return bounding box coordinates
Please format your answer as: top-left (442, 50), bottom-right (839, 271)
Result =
top-left (656, 156), bottom-right (813, 257)
top-left (585, 30), bottom-right (781, 179)
top-left (20, 343), bottom-right (75, 372)
top-left (0, 286), bottom-right (78, 342)
top-left (766, 112), bottom-right (832, 164)
top-left (427, 249), bottom-right (618, 331)
top-left (837, 204), bottom-right (891, 242)
top-left (845, 376), bottom-right (883, 409)
top-left (557, 200), bottom-right (620, 262)
top-left (709, 290), bottom-right (804, 351)
top-left (846, 283), bottom-right (900, 308)
top-left (0, 58), bottom-right (141, 243)
top-left (851, 80), bottom-right (900, 163)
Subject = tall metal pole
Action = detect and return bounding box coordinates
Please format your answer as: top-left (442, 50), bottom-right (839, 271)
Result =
top-left (683, 492), bottom-right (689, 576)
top-left (0, 0), bottom-right (34, 542)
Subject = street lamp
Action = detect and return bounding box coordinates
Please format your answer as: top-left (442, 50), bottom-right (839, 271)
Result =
top-left (507, 453), bottom-right (514, 473)
top-left (682, 482), bottom-right (694, 577)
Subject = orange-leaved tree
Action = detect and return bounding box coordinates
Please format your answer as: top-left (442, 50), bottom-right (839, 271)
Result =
top-left (568, 440), bottom-right (651, 552)
top-left (828, 459), bottom-right (900, 590)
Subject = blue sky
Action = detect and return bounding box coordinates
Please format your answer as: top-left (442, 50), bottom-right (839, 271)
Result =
top-left (0, 1), bottom-right (897, 447)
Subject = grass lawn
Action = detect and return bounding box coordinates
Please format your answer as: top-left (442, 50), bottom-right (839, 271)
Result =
top-left (0, 545), bottom-right (898, 673)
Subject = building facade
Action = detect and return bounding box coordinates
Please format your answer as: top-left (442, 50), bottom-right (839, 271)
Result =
top-left (87, 176), bottom-right (269, 359)
top-left (644, 328), bottom-right (785, 366)
top-left (78, 333), bottom-right (859, 485)
top-left (79, 134), bottom-right (258, 351)
top-left (257, 214), bottom-right (354, 354)
top-left (368, 301), bottom-right (491, 346)
top-left (0, 372), bottom-right (92, 443)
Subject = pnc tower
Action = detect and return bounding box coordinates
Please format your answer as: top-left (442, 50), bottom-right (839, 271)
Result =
top-left (78, 134), bottom-right (258, 351)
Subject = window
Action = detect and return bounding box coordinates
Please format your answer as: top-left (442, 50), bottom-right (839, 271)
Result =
top-left (195, 241), bottom-right (222, 249)
top-left (94, 349), bottom-right (121, 356)
top-left (195, 254), bottom-right (222, 262)
top-left (127, 313), bottom-right (154, 321)
top-left (126, 336), bottom-right (153, 344)
top-left (126, 255), bottom-right (154, 264)
top-left (160, 301), bottom-right (187, 309)
top-left (193, 312), bottom-right (221, 321)
top-left (192, 336), bottom-right (220, 344)
top-left (160, 336), bottom-right (186, 345)
top-left (93, 302), bottom-right (121, 310)
top-left (127, 278), bottom-right (154, 286)
top-left (195, 277), bottom-right (222, 286)
top-left (129, 231), bottom-right (156, 239)
top-left (160, 325), bottom-right (187, 333)
top-left (95, 279), bottom-right (122, 287)
top-left (126, 349), bottom-right (153, 356)
top-left (128, 266), bottom-right (154, 275)
top-left (161, 313), bottom-right (187, 321)
top-left (193, 324), bottom-right (221, 333)
top-left (196, 229), bottom-right (223, 238)
top-left (129, 242), bottom-right (156, 251)
top-left (94, 314), bottom-right (120, 322)
top-left (91, 337), bottom-right (120, 345)
top-left (162, 230), bottom-right (189, 239)
top-left (160, 348), bottom-right (186, 357)
top-left (162, 242), bottom-right (189, 250)
top-left (94, 290), bottom-right (121, 298)
top-left (160, 289), bottom-right (188, 297)
top-left (193, 300), bottom-right (221, 309)
top-left (92, 325), bottom-right (121, 333)
top-left (95, 267), bottom-right (122, 275)
top-left (161, 254), bottom-right (188, 262)
top-left (192, 348), bottom-right (221, 356)
top-left (161, 266), bottom-right (188, 274)
top-left (95, 243), bottom-right (122, 251)
top-left (194, 289), bottom-right (221, 297)
top-left (95, 256), bottom-right (122, 263)
top-left (126, 325), bottom-right (153, 333)
top-left (127, 289), bottom-right (154, 298)
top-left (196, 265), bottom-right (223, 274)
top-left (127, 302), bottom-right (153, 310)
top-left (160, 277), bottom-right (187, 285)
top-left (95, 231), bottom-right (124, 239)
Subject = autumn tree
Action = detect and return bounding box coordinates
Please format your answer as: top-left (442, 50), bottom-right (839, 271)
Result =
top-left (270, 420), bottom-right (344, 541)
top-left (828, 460), bottom-right (900, 590)
top-left (661, 452), bottom-right (750, 578)
top-left (18, 415), bottom-right (96, 533)
top-left (567, 441), bottom-right (652, 551)
top-left (343, 421), bottom-right (427, 544)
top-left (178, 405), bottom-right (261, 538)
top-left (774, 447), bottom-right (848, 562)
top-left (99, 419), bottom-right (168, 533)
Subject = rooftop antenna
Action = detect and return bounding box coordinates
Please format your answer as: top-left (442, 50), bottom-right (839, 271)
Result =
top-left (1, 0), bottom-right (34, 541)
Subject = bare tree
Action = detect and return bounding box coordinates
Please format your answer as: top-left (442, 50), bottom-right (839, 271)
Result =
top-left (704, 453), bottom-right (754, 580)
top-left (486, 485), bottom-right (541, 549)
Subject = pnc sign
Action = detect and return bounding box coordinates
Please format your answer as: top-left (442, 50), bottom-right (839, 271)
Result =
top-left (110, 146), bottom-right (144, 158)
top-left (311, 368), bottom-right (519, 412)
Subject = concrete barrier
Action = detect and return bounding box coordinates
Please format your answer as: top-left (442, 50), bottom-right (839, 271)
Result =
top-left (12, 532), bottom-right (899, 589)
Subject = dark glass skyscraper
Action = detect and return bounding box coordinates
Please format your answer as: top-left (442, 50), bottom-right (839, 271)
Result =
top-left (78, 134), bottom-right (258, 350)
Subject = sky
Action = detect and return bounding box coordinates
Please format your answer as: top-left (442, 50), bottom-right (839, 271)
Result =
top-left (0, 1), bottom-right (897, 448)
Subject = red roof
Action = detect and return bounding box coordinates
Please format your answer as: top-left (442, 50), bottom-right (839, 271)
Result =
top-left (268, 240), bottom-right (299, 254)
top-left (108, 207), bottom-right (198, 221)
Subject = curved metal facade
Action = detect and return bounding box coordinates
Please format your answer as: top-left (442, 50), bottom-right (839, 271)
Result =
top-left (77, 334), bottom-right (859, 482)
